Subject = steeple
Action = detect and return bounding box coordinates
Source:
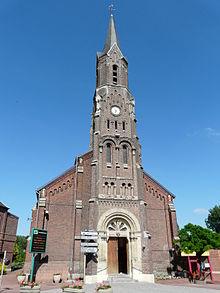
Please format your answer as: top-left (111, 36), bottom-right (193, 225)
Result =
top-left (103, 14), bottom-right (121, 54)
top-left (96, 11), bottom-right (128, 89)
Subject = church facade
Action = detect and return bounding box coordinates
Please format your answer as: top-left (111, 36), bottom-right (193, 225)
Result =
top-left (25, 14), bottom-right (178, 283)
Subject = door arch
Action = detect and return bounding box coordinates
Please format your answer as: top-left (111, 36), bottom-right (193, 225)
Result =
top-left (107, 219), bottom-right (129, 274)
top-left (97, 209), bottom-right (142, 277)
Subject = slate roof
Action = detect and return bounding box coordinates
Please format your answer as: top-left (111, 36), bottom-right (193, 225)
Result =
top-left (97, 14), bottom-right (121, 59)
top-left (103, 14), bottom-right (120, 54)
top-left (0, 202), bottom-right (8, 209)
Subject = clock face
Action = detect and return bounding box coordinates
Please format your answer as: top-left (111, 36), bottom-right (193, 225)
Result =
top-left (111, 106), bottom-right (120, 116)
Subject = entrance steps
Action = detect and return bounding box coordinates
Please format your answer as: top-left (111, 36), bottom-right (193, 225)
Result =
top-left (108, 273), bottom-right (137, 283)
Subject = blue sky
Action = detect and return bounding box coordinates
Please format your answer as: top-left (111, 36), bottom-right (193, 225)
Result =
top-left (0, 0), bottom-right (219, 235)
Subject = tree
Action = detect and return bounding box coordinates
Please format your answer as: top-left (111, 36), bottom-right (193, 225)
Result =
top-left (205, 205), bottom-right (220, 233)
top-left (12, 235), bottom-right (28, 270)
top-left (178, 223), bottom-right (220, 261)
top-left (12, 242), bottom-right (19, 262)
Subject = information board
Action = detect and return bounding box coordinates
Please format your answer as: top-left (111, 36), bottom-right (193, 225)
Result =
top-left (30, 228), bottom-right (47, 254)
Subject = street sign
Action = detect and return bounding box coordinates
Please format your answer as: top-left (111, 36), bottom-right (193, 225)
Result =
top-left (81, 231), bottom-right (98, 236)
top-left (81, 247), bottom-right (97, 254)
top-left (30, 228), bottom-right (47, 254)
top-left (81, 235), bottom-right (98, 240)
top-left (81, 242), bottom-right (98, 247)
top-left (80, 230), bottom-right (98, 254)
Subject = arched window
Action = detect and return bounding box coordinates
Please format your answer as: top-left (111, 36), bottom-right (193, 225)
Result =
top-left (113, 64), bottom-right (118, 84)
top-left (123, 145), bottom-right (128, 164)
top-left (107, 143), bottom-right (111, 163)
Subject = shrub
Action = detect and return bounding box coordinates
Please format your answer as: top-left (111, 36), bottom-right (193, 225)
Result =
top-left (0, 262), bottom-right (6, 274)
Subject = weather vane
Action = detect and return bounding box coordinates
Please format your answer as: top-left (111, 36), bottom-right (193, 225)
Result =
top-left (109, 4), bottom-right (115, 16)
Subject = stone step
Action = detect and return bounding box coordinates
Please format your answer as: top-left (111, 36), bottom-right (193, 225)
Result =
top-left (108, 273), bottom-right (136, 283)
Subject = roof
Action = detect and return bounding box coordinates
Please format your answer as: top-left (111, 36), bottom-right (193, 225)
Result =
top-left (36, 150), bottom-right (93, 193)
top-left (0, 202), bottom-right (9, 210)
top-left (8, 212), bottom-right (19, 219)
top-left (143, 170), bottom-right (176, 198)
top-left (103, 14), bottom-right (121, 55)
top-left (36, 166), bottom-right (75, 193)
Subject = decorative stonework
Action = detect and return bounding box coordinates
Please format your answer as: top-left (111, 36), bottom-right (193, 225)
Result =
top-left (48, 178), bottom-right (74, 196)
top-left (77, 166), bottom-right (84, 173)
top-left (76, 200), bottom-right (82, 209)
top-left (143, 231), bottom-right (151, 239)
top-left (99, 199), bottom-right (138, 208)
top-left (108, 219), bottom-right (127, 233)
top-left (168, 203), bottom-right (176, 212)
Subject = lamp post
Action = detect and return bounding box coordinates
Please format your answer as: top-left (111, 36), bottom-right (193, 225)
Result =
top-left (0, 251), bottom-right (7, 287)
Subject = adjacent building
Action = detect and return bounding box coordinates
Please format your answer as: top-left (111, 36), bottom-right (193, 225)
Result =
top-left (25, 14), bottom-right (178, 283)
top-left (0, 202), bottom-right (18, 266)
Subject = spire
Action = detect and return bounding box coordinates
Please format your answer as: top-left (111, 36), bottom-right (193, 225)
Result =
top-left (103, 13), bottom-right (121, 54)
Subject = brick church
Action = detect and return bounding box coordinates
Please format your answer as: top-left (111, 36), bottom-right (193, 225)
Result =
top-left (25, 13), bottom-right (178, 283)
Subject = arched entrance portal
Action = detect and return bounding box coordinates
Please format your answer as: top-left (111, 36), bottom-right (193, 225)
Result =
top-left (107, 219), bottom-right (129, 274)
top-left (97, 208), bottom-right (142, 279)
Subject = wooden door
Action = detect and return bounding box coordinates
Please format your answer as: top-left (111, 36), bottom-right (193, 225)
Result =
top-left (107, 237), bottom-right (118, 274)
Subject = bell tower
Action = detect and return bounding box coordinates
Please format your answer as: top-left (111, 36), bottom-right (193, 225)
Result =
top-left (90, 13), bottom-right (143, 202)
top-left (86, 12), bottom-right (151, 280)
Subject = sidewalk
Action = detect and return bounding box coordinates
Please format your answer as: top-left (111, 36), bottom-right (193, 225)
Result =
top-left (1, 270), bottom-right (220, 293)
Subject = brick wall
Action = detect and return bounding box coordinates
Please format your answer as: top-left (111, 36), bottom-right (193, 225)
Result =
top-left (209, 249), bottom-right (220, 282)
top-left (143, 173), bottom-right (178, 274)
top-left (2, 213), bottom-right (18, 265)
top-left (0, 206), bottom-right (18, 266)
top-left (25, 151), bottom-right (93, 281)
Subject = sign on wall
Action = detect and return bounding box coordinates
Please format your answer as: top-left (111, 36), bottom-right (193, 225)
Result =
top-left (29, 228), bottom-right (48, 254)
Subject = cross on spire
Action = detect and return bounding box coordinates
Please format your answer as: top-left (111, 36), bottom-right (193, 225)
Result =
top-left (109, 4), bottom-right (115, 16)
top-left (103, 5), bottom-right (120, 54)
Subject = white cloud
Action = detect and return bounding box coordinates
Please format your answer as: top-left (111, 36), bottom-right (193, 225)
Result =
top-left (193, 208), bottom-right (208, 215)
top-left (205, 127), bottom-right (220, 137)
top-left (187, 128), bottom-right (220, 140)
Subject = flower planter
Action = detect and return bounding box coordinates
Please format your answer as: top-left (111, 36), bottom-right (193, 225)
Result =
top-left (97, 289), bottom-right (113, 293)
top-left (17, 275), bottom-right (26, 283)
top-left (63, 289), bottom-right (85, 293)
top-left (19, 285), bottom-right (40, 293)
top-left (53, 274), bottom-right (61, 283)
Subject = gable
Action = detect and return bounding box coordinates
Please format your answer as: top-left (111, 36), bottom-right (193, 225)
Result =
top-left (143, 170), bottom-right (175, 199)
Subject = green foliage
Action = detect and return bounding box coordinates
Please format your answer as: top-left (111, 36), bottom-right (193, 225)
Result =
top-left (12, 235), bottom-right (28, 270)
top-left (205, 205), bottom-right (220, 233)
top-left (13, 243), bottom-right (19, 261)
top-left (0, 262), bottom-right (6, 274)
top-left (11, 261), bottom-right (25, 271)
top-left (178, 223), bottom-right (220, 259)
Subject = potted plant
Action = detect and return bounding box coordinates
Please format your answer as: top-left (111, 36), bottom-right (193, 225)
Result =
top-left (62, 279), bottom-right (84, 292)
top-left (17, 271), bottom-right (26, 283)
top-left (19, 281), bottom-right (40, 293)
top-left (53, 273), bottom-right (62, 283)
top-left (96, 281), bottom-right (112, 293)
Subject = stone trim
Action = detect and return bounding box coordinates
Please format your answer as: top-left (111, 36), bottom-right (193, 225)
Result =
top-left (76, 200), bottom-right (82, 209)
top-left (77, 166), bottom-right (84, 173)
top-left (168, 203), bottom-right (176, 212)
top-left (97, 208), bottom-right (141, 232)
